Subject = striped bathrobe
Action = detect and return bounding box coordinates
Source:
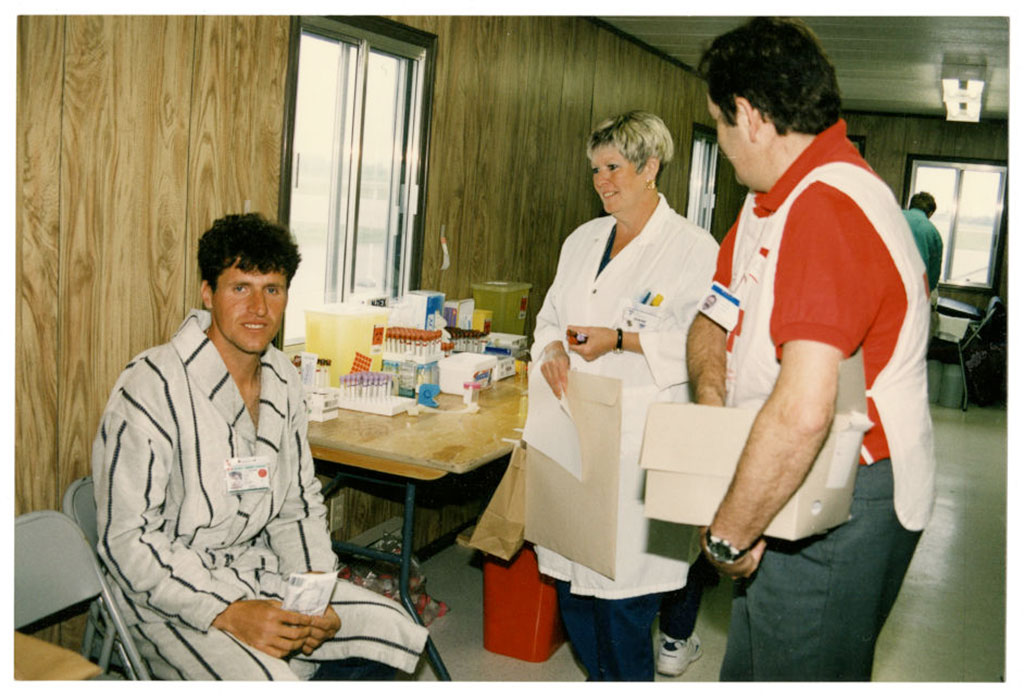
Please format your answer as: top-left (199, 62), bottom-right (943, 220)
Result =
top-left (91, 310), bottom-right (427, 680)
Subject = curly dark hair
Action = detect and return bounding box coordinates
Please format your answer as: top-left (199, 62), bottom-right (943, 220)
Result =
top-left (698, 17), bottom-right (841, 136)
top-left (908, 192), bottom-right (937, 216)
top-left (198, 213), bottom-right (301, 290)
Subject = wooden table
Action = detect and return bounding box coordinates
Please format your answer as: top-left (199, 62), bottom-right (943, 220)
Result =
top-left (308, 373), bottom-right (528, 478)
top-left (307, 373), bottom-right (528, 680)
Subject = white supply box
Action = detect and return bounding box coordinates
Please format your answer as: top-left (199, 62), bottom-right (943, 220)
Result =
top-left (306, 388), bottom-right (339, 422)
top-left (438, 353), bottom-right (497, 395)
top-left (487, 332), bottom-right (528, 352)
top-left (493, 355), bottom-right (516, 381)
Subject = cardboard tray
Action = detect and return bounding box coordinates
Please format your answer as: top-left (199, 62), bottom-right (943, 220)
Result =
top-left (640, 352), bottom-right (870, 540)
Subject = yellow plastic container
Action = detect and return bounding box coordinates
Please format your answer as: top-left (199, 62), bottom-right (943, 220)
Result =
top-left (304, 304), bottom-right (389, 387)
top-left (471, 281), bottom-right (532, 335)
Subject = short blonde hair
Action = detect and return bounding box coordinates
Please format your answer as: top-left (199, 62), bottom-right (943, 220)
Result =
top-left (586, 111), bottom-right (674, 177)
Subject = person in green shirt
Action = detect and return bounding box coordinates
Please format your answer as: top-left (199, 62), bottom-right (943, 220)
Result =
top-left (903, 191), bottom-right (944, 292)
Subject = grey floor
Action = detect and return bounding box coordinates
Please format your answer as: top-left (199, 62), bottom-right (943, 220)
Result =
top-left (402, 403), bottom-right (1008, 682)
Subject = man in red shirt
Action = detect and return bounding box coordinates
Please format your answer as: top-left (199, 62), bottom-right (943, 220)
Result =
top-left (687, 18), bottom-right (935, 680)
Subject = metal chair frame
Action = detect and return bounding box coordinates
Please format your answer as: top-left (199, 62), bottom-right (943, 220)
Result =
top-left (63, 477), bottom-right (151, 679)
top-left (932, 296), bottom-right (1002, 411)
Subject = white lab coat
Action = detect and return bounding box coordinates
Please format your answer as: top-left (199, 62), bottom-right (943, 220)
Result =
top-left (530, 195), bottom-right (718, 598)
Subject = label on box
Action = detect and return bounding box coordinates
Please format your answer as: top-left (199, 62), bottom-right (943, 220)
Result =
top-left (371, 324), bottom-right (385, 354)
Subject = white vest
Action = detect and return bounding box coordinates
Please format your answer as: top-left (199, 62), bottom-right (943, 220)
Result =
top-left (725, 162), bottom-right (935, 531)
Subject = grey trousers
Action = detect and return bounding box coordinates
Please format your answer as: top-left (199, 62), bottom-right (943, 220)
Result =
top-left (720, 459), bottom-right (922, 681)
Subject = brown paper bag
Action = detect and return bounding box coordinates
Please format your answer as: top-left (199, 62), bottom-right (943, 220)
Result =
top-left (468, 443), bottom-right (527, 560)
top-left (524, 370), bottom-right (621, 579)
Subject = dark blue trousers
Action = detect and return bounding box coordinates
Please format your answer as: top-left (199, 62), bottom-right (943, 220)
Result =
top-left (659, 553), bottom-right (718, 639)
top-left (310, 657), bottom-right (396, 680)
top-left (720, 459), bottom-right (921, 681)
top-left (554, 582), bottom-right (662, 681)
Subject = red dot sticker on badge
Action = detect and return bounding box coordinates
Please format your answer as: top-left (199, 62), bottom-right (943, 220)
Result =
top-left (258, 469), bottom-right (267, 478)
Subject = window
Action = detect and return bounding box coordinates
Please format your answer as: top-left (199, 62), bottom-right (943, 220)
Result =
top-left (686, 125), bottom-right (718, 231)
top-left (280, 17), bottom-right (434, 345)
top-left (906, 157), bottom-right (1007, 289)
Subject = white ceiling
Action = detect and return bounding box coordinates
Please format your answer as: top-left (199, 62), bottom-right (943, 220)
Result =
top-left (596, 16), bottom-right (1009, 119)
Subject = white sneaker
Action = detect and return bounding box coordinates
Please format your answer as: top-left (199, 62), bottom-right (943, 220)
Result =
top-left (656, 632), bottom-right (702, 677)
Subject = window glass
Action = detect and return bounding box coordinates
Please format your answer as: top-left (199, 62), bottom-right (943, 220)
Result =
top-left (686, 127), bottom-right (718, 231)
top-left (908, 159), bottom-right (1006, 289)
top-left (283, 20), bottom-right (429, 345)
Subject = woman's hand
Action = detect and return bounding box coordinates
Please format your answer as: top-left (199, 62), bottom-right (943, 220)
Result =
top-left (539, 341), bottom-right (570, 398)
top-left (566, 325), bottom-right (617, 361)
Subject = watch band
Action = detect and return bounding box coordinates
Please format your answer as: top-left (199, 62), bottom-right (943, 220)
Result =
top-left (614, 328), bottom-right (623, 354)
top-left (705, 528), bottom-right (749, 564)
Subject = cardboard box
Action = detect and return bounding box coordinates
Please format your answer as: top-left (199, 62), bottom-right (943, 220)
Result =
top-left (472, 308), bottom-right (493, 334)
top-left (640, 352), bottom-right (870, 541)
top-left (493, 355), bottom-right (516, 381)
top-left (444, 298), bottom-right (475, 330)
top-left (487, 332), bottom-right (528, 351)
top-left (406, 290), bottom-right (445, 330)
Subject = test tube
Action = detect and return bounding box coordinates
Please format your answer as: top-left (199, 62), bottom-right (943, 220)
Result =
top-left (463, 381), bottom-right (481, 405)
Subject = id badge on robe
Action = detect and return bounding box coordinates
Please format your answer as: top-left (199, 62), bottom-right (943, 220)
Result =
top-left (622, 302), bottom-right (660, 330)
top-left (225, 455), bottom-right (273, 494)
top-left (699, 281), bottom-right (741, 332)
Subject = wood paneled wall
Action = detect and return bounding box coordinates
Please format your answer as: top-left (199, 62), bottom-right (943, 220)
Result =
top-left (16, 15), bottom-right (290, 517)
top-left (390, 16), bottom-right (715, 339)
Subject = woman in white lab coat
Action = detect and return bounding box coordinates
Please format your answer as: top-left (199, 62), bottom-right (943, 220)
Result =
top-left (531, 111), bottom-right (718, 680)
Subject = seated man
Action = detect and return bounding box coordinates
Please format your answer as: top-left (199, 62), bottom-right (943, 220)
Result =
top-left (91, 213), bottom-right (427, 680)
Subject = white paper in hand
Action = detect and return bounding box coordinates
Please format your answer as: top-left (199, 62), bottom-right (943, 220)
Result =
top-left (280, 572), bottom-right (337, 615)
top-left (523, 363), bottom-right (583, 480)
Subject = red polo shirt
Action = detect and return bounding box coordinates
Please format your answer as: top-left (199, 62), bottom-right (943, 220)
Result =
top-left (714, 120), bottom-right (908, 463)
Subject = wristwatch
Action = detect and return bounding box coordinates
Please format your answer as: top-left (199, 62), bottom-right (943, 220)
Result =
top-left (704, 528), bottom-right (749, 565)
top-left (614, 328), bottom-right (623, 354)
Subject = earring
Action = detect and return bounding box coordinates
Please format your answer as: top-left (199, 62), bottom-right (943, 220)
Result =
top-left (646, 179), bottom-right (656, 191)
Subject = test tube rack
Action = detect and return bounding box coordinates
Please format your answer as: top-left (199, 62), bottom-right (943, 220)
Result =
top-left (335, 394), bottom-right (417, 417)
top-left (335, 373), bottom-right (418, 417)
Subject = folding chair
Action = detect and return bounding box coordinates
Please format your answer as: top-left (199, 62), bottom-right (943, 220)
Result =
top-left (15, 509), bottom-right (151, 680)
top-left (62, 476), bottom-right (151, 679)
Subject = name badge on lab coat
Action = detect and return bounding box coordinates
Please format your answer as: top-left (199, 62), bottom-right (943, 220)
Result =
top-left (225, 455), bottom-right (273, 494)
top-left (622, 303), bottom-right (661, 330)
top-left (699, 281), bottom-right (740, 332)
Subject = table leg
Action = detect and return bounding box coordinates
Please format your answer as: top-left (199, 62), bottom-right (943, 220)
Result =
top-left (400, 481), bottom-right (451, 681)
top-left (324, 471), bottom-right (452, 680)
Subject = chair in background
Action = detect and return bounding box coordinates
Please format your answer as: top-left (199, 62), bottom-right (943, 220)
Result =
top-left (927, 296), bottom-right (1005, 411)
top-left (15, 509), bottom-right (151, 679)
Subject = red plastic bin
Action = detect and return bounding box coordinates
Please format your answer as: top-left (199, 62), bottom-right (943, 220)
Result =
top-left (483, 544), bottom-right (566, 662)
